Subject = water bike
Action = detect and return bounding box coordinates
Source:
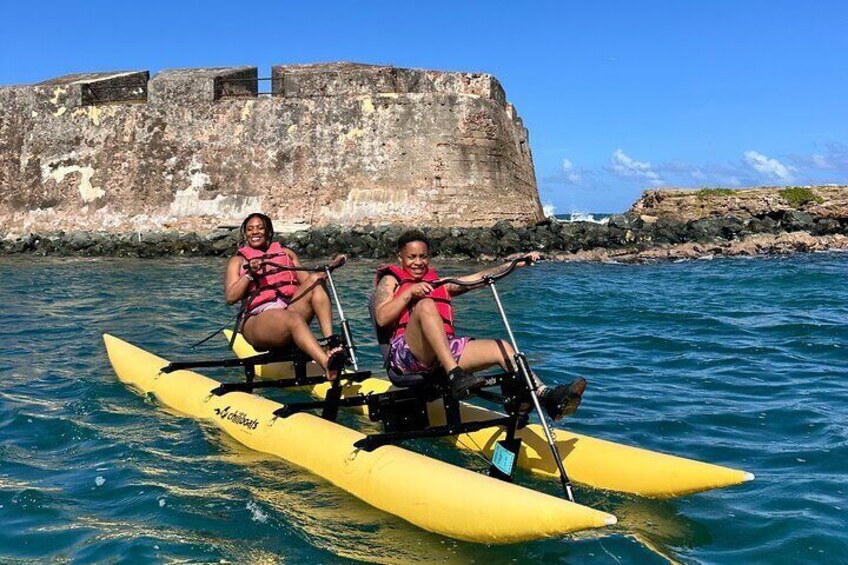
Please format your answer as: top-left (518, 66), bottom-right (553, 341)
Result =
top-left (104, 257), bottom-right (617, 541)
top-left (160, 257), bottom-right (580, 500)
top-left (104, 257), bottom-right (754, 543)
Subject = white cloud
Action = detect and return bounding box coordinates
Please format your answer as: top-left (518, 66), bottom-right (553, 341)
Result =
top-left (811, 154), bottom-right (829, 168)
top-left (743, 150), bottom-right (795, 181)
top-left (561, 158), bottom-right (581, 183)
top-left (610, 149), bottom-right (663, 185)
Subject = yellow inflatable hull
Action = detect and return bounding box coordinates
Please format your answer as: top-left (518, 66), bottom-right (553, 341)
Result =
top-left (103, 334), bottom-right (616, 543)
top-left (225, 331), bottom-right (754, 498)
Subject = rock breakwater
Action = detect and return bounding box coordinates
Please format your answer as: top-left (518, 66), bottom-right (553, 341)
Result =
top-left (4, 192), bottom-right (847, 262)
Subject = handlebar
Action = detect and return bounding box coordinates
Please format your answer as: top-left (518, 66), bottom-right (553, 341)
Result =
top-left (431, 256), bottom-right (536, 288)
top-left (248, 253), bottom-right (347, 274)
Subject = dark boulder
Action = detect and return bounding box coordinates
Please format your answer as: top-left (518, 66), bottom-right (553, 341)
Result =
top-left (781, 210), bottom-right (815, 232)
top-left (749, 216), bottom-right (779, 234)
top-left (812, 218), bottom-right (841, 236)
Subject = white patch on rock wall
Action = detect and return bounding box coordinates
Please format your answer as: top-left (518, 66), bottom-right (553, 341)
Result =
top-left (50, 87), bottom-right (66, 106)
top-left (241, 100), bottom-right (253, 121)
top-left (169, 160), bottom-right (262, 220)
top-left (318, 188), bottom-right (434, 225)
top-left (50, 87), bottom-right (68, 117)
top-left (337, 128), bottom-right (365, 143)
top-left (20, 207), bottom-right (58, 232)
top-left (361, 97), bottom-right (375, 114)
top-left (40, 159), bottom-right (105, 202)
top-left (72, 105), bottom-right (116, 126)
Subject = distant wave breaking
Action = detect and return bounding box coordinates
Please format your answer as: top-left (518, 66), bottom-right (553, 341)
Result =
top-left (554, 211), bottom-right (610, 224)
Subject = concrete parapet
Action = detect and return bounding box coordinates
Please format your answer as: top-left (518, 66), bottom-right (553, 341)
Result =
top-left (148, 67), bottom-right (257, 104)
top-left (31, 70), bottom-right (149, 107)
top-left (82, 72), bottom-right (149, 105)
top-left (215, 68), bottom-right (258, 99)
top-left (271, 62), bottom-right (507, 106)
top-left (272, 62), bottom-right (396, 97)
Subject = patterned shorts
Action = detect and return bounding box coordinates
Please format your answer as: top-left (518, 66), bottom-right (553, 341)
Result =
top-left (389, 334), bottom-right (472, 375)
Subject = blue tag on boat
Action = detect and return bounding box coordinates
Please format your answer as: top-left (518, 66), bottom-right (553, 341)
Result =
top-left (492, 442), bottom-right (517, 477)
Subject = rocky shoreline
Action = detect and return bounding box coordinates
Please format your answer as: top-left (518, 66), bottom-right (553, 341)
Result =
top-left (3, 207), bottom-right (847, 262)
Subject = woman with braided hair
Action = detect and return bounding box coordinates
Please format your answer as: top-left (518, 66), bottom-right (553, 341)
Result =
top-left (224, 212), bottom-right (345, 380)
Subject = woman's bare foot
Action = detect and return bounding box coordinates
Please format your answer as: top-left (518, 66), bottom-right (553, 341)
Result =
top-left (323, 345), bottom-right (345, 381)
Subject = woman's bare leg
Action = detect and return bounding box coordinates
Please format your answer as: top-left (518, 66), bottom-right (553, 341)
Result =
top-left (288, 274), bottom-right (334, 337)
top-left (457, 339), bottom-right (515, 373)
top-left (402, 298), bottom-right (459, 371)
top-left (243, 309), bottom-right (338, 379)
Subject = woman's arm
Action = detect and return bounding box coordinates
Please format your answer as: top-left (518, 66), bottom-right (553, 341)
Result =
top-left (224, 255), bottom-right (253, 304)
top-left (374, 276), bottom-right (434, 327)
top-left (445, 252), bottom-right (541, 296)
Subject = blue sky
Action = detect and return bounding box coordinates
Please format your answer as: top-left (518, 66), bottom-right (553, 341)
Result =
top-left (2, 1), bottom-right (846, 213)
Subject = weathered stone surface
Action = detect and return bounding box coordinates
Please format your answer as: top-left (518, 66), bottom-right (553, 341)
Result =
top-left (0, 63), bottom-right (541, 235)
top-left (630, 186), bottom-right (848, 222)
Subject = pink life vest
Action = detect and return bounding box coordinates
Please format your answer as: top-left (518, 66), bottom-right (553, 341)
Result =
top-left (237, 242), bottom-right (299, 313)
top-left (375, 264), bottom-right (455, 340)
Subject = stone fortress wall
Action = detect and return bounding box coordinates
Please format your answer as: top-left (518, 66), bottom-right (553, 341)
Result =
top-left (0, 63), bottom-right (543, 236)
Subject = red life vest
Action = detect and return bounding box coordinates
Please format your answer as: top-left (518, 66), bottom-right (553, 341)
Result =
top-left (237, 242), bottom-right (299, 312)
top-left (375, 264), bottom-right (455, 340)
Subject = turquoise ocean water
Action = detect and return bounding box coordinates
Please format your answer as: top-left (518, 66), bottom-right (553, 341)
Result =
top-left (1, 254), bottom-right (846, 563)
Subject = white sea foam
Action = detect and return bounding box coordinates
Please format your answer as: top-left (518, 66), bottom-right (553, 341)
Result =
top-left (246, 500), bottom-right (268, 523)
top-left (555, 210), bottom-right (610, 224)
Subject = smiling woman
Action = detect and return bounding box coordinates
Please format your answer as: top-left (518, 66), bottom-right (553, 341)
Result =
top-left (373, 229), bottom-right (587, 419)
top-left (223, 212), bottom-right (345, 380)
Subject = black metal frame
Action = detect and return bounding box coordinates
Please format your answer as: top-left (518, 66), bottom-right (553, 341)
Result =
top-left (335, 289), bottom-right (543, 482)
top-left (160, 337), bottom-right (373, 420)
top-left (352, 369), bottom-right (532, 459)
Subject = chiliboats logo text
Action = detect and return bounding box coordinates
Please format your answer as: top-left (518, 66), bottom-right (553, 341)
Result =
top-left (213, 405), bottom-right (260, 431)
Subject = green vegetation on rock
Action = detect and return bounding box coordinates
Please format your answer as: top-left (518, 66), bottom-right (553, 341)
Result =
top-left (696, 188), bottom-right (738, 200)
top-left (779, 187), bottom-right (824, 208)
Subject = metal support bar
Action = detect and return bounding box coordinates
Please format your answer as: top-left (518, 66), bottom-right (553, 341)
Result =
top-left (354, 416), bottom-right (514, 452)
top-left (161, 350), bottom-right (299, 373)
top-left (210, 375), bottom-right (329, 396)
top-left (325, 268), bottom-right (359, 371)
top-left (273, 393), bottom-right (372, 419)
top-left (489, 281), bottom-right (576, 502)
